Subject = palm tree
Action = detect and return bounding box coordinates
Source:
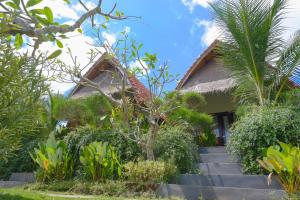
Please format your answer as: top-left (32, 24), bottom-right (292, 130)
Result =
top-left (210, 0), bottom-right (300, 105)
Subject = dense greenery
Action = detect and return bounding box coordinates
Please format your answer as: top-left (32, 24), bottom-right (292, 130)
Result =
top-left (64, 126), bottom-right (142, 166)
top-left (30, 134), bottom-right (74, 182)
top-left (258, 142), bottom-right (300, 195)
top-left (228, 106), bottom-right (300, 174)
top-left (80, 142), bottom-right (122, 181)
top-left (164, 91), bottom-right (213, 131)
top-left (154, 125), bottom-right (199, 173)
top-left (124, 160), bottom-right (177, 183)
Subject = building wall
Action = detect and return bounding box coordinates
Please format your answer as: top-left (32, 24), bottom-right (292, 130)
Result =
top-left (71, 65), bottom-right (128, 99)
top-left (182, 58), bottom-right (232, 89)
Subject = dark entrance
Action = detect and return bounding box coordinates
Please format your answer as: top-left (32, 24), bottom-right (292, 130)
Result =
top-left (212, 112), bottom-right (235, 146)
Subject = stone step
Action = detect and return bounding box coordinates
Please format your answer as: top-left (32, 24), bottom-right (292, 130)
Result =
top-left (0, 181), bottom-right (28, 188)
top-left (173, 174), bottom-right (282, 189)
top-left (158, 184), bottom-right (285, 200)
top-left (199, 147), bottom-right (226, 154)
top-left (200, 153), bottom-right (237, 163)
top-left (198, 163), bottom-right (242, 175)
top-left (9, 172), bottom-right (35, 183)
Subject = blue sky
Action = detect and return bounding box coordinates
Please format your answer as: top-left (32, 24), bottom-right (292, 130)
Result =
top-left (103, 0), bottom-right (216, 90)
top-left (28, 0), bottom-right (300, 92)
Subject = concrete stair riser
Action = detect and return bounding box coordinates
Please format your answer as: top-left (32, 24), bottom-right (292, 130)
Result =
top-left (200, 147), bottom-right (226, 154)
top-left (174, 174), bottom-right (282, 189)
top-left (198, 163), bottom-right (242, 175)
top-left (158, 184), bottom-right (285, 200)
top-left (200, 153), bottom-right (237, 163)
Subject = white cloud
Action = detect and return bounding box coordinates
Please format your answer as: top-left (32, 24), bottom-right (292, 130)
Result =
top-left (181, 0), bottom-right (215, 12)
top-left (72, 1), bottom-right (96, 13)
top-left (282, 0), bottom-right (300, 40)
top-left (21, 33), bottom-right (96, 94)
top-left (31, 0), bottom-right (79, 20)
top-left (102, 32), bottom-right (117, 46)
top-left (193, 19), bottom-right (220, 46)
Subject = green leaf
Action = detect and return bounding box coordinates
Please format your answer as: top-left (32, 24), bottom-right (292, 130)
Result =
top-left (101, 24), bottom-right (107, 29)
top-left (14, 33), bottom-right (23, 49)
top-left (77, 28), bottom-right (82, 34)
top-left (44, 7), bottom-right (53, 23)
top-left (56, 40), bottom-right (63, 48)
top-left (12, 0), bottom-right (20, 8)
top-left (47, 50), bottom-right (62, 60)
top-left (26, 0), bottom-right (43, 8)
top-left (5, 2), bottom-right (18, 9)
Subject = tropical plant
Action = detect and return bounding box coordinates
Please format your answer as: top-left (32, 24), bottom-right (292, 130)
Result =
top-left (80, 141), bottom-right (122, 181)
top-left (0, 39), bottom-right (50, 164)
top-left (154, 125), bottom-right (199, 173)
top-left (258, 142), bottom-right (300, 195)
top-left (211, 0), bottom-right (300, 105)
top-left (228, 106), bottom-right (300, 174)
top-left (164, 91), bottom-right (213, 131)
top-left (30, 133), bottom-right (74, 182)
top-left (64, 126), bottom-right (142, 170)
top-left (124, 160), bottom-right (177, 183)
top-left (199, 131), bottom-right (217, 147)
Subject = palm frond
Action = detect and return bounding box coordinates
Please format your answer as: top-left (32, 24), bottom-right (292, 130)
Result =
top-left (211, 0), bottom-right (288, 105)
top-left (272, 30), bottom-right (300, 101)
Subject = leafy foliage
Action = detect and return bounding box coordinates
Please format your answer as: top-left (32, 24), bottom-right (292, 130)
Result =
top-left (258, 142), bottom-right (300, 194)
top-left (80, 141), bottom-right (122, 181)
top-left (64, 126), bottom-right (142, 169)
top-left (30, 133), bottom-right (74, 182)
top-left (124, 160), bottom-right (177, 183)
top-left (164, 91), bottom-right (213, 130)
top-left (211, 0), bottom-right (300, 105)
top-left (198, 131), bottom-right (217, 147)
top-left (51, 94), bottom-right (112, 129)
top-left (0, 39), bottom-right (49, 163)
top-left (228, 106), bottom-right (300, 174)
top-left (154, 125), bottom-right (199, 173)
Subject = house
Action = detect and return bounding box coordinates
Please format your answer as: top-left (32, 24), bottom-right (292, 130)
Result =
top-left (176, 40), bottom-right (236, 145)
top-left (70, 53), bottom-right (151, 105)
top-left (177, 40), bottom-right (300, 146)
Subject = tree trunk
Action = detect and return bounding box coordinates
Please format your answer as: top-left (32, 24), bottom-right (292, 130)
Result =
top-left (146, 122), bottom-right (159, 160)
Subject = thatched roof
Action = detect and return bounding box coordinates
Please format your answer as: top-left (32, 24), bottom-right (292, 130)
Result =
top-left (70, 53), bottom-right (150, 103)
top-left (177, 40), bottom-right (236, 94)
top-left (180, 78), bottom-right (236, 94)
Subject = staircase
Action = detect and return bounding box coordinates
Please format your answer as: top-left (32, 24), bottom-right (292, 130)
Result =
top-left (158, 146), bottom-right (285, 200)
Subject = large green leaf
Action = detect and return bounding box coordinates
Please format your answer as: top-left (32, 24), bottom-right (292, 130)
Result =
top-left (47, 50), bottom-right (62, 60)
top-left (44, 6), bottom-right (53, 23)
top-left (26, 0), bottom-right (43, 8)
top-left (14, 33), bottom-right (23, 49)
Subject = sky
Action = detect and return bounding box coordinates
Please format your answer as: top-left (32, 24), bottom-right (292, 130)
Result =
top-left (26, 0), bottom-right (300, 93)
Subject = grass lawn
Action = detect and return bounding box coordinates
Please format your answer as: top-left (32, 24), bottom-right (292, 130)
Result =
top-left (0, 188), bottom-right (174, 200)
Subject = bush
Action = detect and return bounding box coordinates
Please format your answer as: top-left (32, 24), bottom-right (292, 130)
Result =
top-left (124, 160), bottom-right (176, 183)
top-left (154, 125), bottom-right (199, 173)
top-left (228, 106), bottom-right (300, 174)
top-left (80, 141), bottom-right (122, 181)
top-left (30, 133), bottom-right (74, 182)
top-left (64, 126), bottom-right (142, 168)
top-left (199, 131), bottom-right (217, 147)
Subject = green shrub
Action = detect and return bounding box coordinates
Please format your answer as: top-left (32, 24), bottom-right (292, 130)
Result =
top-left (64, 126), bottom-right (142, 167)
top-left (258, 142), bottom-right (300, 195)
top-left (199, 131), bottom-right (217, 147)
top-left (154, 125), bottom-right (199, 173)
top-left (80, 141), bottom-right (122, 181)
top-left (30, 133), bottom-right (74, 182)
top-left (228, 106), bottom-right (300, 174)
top-left (124, 160), bottom-right (176, 183)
